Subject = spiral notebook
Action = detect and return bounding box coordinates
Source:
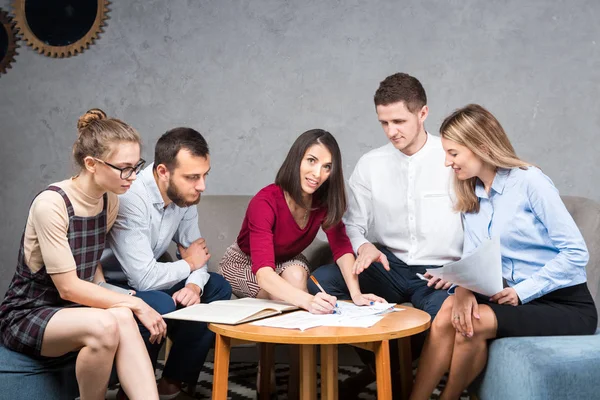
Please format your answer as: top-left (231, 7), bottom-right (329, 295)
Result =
top-left (162, 297), bottom-right (299, 325)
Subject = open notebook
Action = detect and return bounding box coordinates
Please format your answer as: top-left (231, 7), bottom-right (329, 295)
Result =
top-left (162, 298), bottom-right (299, 325)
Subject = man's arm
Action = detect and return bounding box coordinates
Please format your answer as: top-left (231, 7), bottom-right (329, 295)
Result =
top-left (343, 162), bottom-right (373, 253)
top-left (343, 162), bottom-right (391, 273)
top-left (108, 193), bottom-right (191, 291)
top-left (173, 205), bottom-right (211, 293)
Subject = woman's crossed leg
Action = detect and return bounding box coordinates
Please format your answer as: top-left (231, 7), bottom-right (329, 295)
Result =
top-left (41, 307), bottom-right (158, 400)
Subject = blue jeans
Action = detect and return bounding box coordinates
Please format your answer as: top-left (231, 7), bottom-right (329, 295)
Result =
top-left (128, 273), bottom-right (232, 383)
top-left (308, 246), bottom-right (448, 373)
top-left (308, 246), bottom-right (448, 319)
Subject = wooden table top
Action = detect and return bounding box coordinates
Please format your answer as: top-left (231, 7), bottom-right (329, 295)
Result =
top-left (208, 306), bottom-right (431, 345)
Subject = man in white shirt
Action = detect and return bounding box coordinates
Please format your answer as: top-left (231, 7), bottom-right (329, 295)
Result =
top-left (309, 73), bottom-right (463, 394)
top-left (101, 127), bottom-right (232, 398)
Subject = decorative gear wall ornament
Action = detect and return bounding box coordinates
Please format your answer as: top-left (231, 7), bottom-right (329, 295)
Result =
top-left (0, 8), bottom-right (19, 75)
top-left (12, 0), bottom-right (110, 58)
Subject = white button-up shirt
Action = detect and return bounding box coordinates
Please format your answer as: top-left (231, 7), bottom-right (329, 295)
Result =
top-left (344, 133), bottom-right (463, 266)
top-left (101, 163), bottom-right (210, 292)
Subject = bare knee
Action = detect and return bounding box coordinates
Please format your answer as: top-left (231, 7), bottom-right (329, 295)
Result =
top-left (85, 311), bottom-right (120, 352)
top-left (454, 318), bottom-right (496, 346)
top-left (431, 297), bottom-right (455, 333)
top-left (106, 307), bottom-right (136, 330)
top-left (281, 265), bottom-right (308, 288)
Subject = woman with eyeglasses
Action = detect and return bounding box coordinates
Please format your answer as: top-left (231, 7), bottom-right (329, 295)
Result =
top-left (0, 109), bottom-right (161, 400)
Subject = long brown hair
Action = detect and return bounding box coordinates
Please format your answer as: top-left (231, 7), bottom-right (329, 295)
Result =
top-left (440, 104), bottom-right (531, 213)
top-left (275, 129), bottom-right (346, 230)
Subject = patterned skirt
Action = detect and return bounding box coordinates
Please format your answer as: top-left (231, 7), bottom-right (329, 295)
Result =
top-left (218, 242), bottom-right (310, 298)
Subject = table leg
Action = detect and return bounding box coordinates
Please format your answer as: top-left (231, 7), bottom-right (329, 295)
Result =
top-left (374, 340), bottom-right (392, 400)
top-left (212, 333), bottom-right (231, 400)
top-left (299, 344), bottom-right (317, 400)
top-left (288, 345), bottom-right (300, 400)
top-left (320, 344), bottom-right (338, 400)
top-left (258, 343), bottom-right (275, 400)
top-left (397, 337), bottom-right (413, 400)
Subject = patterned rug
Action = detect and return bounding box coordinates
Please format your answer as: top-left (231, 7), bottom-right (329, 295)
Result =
top-left (104, 361), bottom-right (469, 399)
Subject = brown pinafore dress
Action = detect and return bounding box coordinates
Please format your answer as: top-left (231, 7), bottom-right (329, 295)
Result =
top-left (0, 186), bottom-right (107, 357)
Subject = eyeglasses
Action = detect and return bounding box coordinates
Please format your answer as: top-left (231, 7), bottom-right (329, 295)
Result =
top-left (94, 158), bottom-right (146, 179)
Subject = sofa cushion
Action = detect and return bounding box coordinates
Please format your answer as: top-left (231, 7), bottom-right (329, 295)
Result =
top-left (0, 344), bottom-right (79, 400)
top-left (472, 330), bottom-right (600, 400)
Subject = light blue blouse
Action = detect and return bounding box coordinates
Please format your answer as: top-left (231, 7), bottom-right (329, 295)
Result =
top-left (462, 167), bottom-right (588, 304)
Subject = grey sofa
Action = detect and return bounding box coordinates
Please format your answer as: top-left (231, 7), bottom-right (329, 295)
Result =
top-left (0, 195), bottom-right (330, 400)
top-left (1, 194), bottom-right (598, 400)
top-left (202, 196), bottom-right (600, 400)
top-left (190, 194), bottom-right (600, 400)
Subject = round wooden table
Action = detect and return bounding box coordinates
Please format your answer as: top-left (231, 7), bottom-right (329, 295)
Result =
top-left (209, 306), bottom-right (431, 400)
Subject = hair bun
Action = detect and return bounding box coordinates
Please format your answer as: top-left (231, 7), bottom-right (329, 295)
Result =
top-left (77, 108), bottom-right (107, 132)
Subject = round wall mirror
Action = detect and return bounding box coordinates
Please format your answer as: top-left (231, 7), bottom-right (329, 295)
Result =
top-left (0, 9), bottom-right (19, 75)
top-left (12, 0), bottom-right (109, 58)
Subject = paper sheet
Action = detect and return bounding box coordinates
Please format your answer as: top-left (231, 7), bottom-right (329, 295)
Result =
top-left (334, 301), bottom-right (395, 317)
top-left (426, 237), bottom-right (503, 297)
top-left (251, 302), bottom-right (401, 331)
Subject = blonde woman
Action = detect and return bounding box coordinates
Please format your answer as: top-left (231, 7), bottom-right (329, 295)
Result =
top-left (410, 104), bottom-right (597, 400)
top-left (0, 109), bottom-right (163, 400)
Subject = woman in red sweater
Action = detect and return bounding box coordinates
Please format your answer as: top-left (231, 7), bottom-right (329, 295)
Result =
top-left (219, 129), bottom-right (383, 314)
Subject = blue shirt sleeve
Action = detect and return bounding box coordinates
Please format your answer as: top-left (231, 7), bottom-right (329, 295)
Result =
top-left (511, 169), bottom-right (589, 303)
top-left (107, 192), bottom-right (190, 291)
top-left (173, 206), bottom-right (210, 293)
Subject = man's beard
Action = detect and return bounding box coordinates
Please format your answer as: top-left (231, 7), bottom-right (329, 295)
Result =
top-left (166, 178), bottom-right (201, 207)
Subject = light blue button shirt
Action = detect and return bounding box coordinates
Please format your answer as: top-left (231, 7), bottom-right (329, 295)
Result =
top-left (101, 163), bottom-right (210, 292)
top-left (462, 167), bottom-right (588, 304)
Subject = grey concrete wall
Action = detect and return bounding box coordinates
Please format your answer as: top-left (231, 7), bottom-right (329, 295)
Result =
top-left (1, 0), bottom-right (599, 293)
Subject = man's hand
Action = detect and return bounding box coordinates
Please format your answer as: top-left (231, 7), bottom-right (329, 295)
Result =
top-left (490, 287), bottom-right (520, 306)
top-left (179, 238), bottom-right (211, 271)
top-left (423, 272), bottom-right (452, 290)
top-left (172, 283), bottom-right (202, 307)
top-left (350, 292), bottom-right (386, 306)
top-left (353, 242), bottom-right (390, 274)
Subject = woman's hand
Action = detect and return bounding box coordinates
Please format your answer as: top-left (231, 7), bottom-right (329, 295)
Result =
top-left (133, 299), bottom-right (167, 344)
top-left (350, 292), bottom-right (386, 306)
top-left (306, 292), bottom-right (337, 314)
top-left (490, 287), bottom-right (520, 306)
top-left (452, 287), bottom-right (480, 337)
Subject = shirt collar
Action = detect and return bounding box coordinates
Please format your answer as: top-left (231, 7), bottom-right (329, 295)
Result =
top-left (396, 131), bottom-right (432, 160)
top-left (140, 163), bottom-right (166, 208)
top-left (475, 168), bottom-right (510, 199)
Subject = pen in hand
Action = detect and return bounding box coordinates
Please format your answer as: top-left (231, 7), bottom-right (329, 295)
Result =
top-left (310, 276), bottom-right (340, 314)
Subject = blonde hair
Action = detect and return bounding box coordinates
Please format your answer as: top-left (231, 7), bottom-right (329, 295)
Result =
top-left (73, 108), bottom-right (141, 170)
top-left (439, 104), bottom-right (531, 213)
